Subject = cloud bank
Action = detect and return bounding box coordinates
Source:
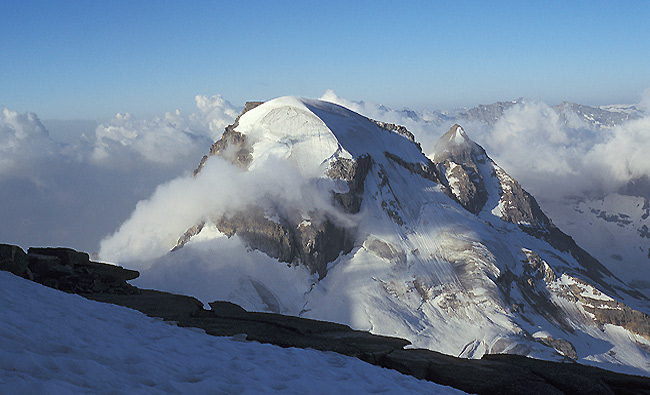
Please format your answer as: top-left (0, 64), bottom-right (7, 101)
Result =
top-left (321, 89), bottom-right (650, 204)
top-left (97, 151), bottom-right (352, 265)
top-left (91, 94), bottom-right (238, 167)
top-left (0, 108), bottom-right (59, 180)
top-left (3, 89), bottom-right (650, 264)
top-left (0, 95), bottom-right (238, 253)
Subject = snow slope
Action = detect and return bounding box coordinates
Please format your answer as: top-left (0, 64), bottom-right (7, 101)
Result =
top-left (0, 271), bottom-right (464, 394)
top-left (544, 193), bottom-right (650, 294)
top-left (100, 96), bottom-right (650, 376)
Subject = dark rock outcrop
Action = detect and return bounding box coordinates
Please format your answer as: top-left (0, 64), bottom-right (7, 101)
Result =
top-left (0, 244), bottom-right (31, 279)
top-left (217, 209), bottom-right (294, 263)
top-left (371, 119), bottom-right (421, 149)
top-left (327, 154), bottom-right (372, 214)
top-left (172, 222), bottom-right (205, 251)
top-left (384, 151), bottom-right (440, 184)
top-left (1, 245), bottom-right (138, 294)
top-left (215, 209), bottom-right (354, 280)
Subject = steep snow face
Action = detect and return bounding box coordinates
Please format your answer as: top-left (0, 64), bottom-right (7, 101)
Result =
top-left (107, 97), bottom-right (650, 376)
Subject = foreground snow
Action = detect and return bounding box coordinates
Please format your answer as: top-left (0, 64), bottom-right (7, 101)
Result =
top-left (0, 272), bottom-right (464, 394)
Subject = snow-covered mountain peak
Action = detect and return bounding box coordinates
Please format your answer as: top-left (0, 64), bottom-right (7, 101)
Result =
top-left (432, 124), bottom-right (487, 164)
top-left (432, 124), bottom-right (478, 157)
top-left (234, 96), bottom-right (427, 172)
top-left (431, 124), bottom-right (491, 214)
top-left (112, 98), bottom-right (650, 376)
top-left (179, 97), bottom-right (438, 278)
top-left (440, 123), bottom-right (470, 145)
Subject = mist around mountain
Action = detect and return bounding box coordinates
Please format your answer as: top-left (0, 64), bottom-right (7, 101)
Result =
top-left (3, 92), bottom-right (650, 377)
top-left (88, 96), bottom-right (650, 376)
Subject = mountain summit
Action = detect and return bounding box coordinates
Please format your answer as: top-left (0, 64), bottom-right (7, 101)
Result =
top-left (117, 97), bottom-right (650, 375)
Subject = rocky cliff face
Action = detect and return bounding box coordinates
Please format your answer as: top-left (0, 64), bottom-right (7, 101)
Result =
top-left (214, 208), bottom-right (354, 279)
top-left (429, 124), bottom-right (650, 356)
top-left (431, 124), bottom-right (620, 291)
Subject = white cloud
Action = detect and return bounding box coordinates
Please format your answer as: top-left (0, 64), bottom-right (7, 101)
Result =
top-left (193, 94), bottom-right (241, 140)
top-left (98, 154), bottom-right (351, 265)
top-left (91, 95), bottom-right (239, 167)
top-left (0, 94), bottom-right (240, 253)
top-left (639, 88), bottom-right (650, 113)
top-left (471, 100), bottom-right (590, 197)
top-left (472, 100), bottom-right (650, 200)
top-left (0, 108), bottom-right (58, 179)
top-left (585, 116), bottom-right (650, 186)
top-left (134, 235), bottom-right (314, 310)
top-left (320, 90), bottom-right (650, 203)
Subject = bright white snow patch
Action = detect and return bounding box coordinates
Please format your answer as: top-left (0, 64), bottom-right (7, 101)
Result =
top-left (0, 272), bottom-right (465, 394)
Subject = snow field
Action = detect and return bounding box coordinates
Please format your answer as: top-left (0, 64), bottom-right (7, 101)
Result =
top-left (0, 272), bottom-right (466, 394)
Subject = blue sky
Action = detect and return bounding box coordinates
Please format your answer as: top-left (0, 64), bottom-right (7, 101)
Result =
top-left (2, 0), bottom-right (649, 120)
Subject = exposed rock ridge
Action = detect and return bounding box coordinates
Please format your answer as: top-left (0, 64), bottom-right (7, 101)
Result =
top-left (497, 249), bottom-right (575, 334)
top-left (568, 277), bottom-right (650, 341)
top-left (496, 246), bottom-right (650, 347)
top-left (384, 151), bottom-right (440, 184)
top-left (431, 125), bottom-right (621, 292)
top-left (193, 101), bottom-right (263, 175)
top-left (215, 208), bottom-right (354, 280)
top-left (371, 119), bottom-right (418, 145)
top-left (172, 222), bottom-right (205, 251)
top-left (368, 117), bottom-right (442, 185)
top-left (368, 120), bottom-right (442, 185)
top-left (521, 225), bottom-right (618, 291)
top-left (494, 166), bottom-right (553, 228)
